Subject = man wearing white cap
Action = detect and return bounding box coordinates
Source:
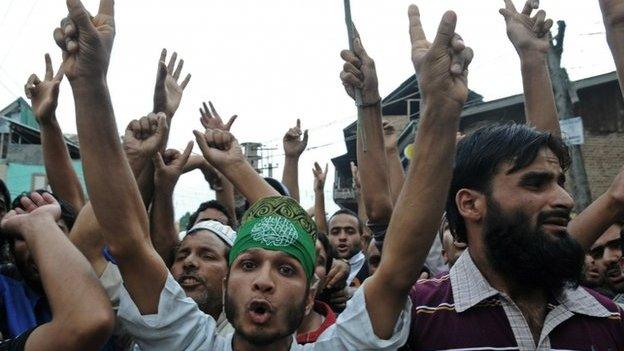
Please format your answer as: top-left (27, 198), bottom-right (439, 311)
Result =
top-left (170, 220), bottom-right (237, 335)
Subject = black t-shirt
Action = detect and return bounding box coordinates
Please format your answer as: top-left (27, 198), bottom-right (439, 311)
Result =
top-left (0, 328), bottom-right (34, 351)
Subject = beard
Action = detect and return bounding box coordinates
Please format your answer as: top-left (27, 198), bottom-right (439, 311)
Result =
top-left (483, 199), bottom-right (584, 297)
top-left (224, 288), bottom-right (306, 347)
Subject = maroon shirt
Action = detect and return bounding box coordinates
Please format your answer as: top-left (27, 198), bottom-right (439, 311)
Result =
top-left (402, 251), bottom-right (624, 350)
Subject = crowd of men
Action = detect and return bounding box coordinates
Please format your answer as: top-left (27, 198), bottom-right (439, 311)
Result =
top-left (1, 0), bottom-right (624, 350)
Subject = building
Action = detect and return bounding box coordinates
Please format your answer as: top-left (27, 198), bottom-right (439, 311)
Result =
top-left (0, 97), bottom-right (84, 199)
top-left (331, 74), bottom-right (483, 211)
top-left (333, 71), bottom-right (624, 210)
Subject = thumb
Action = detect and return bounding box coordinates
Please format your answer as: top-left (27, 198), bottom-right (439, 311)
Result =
top-left (499, 8), bottom-right (513, 21)
top-left (193, 130), bottom-right (211, 159)
top-left (66, 0), bottom-right (96, 35)
top-left (225, 115), bottom-right (238, 131)
top-left (431, 11), bottom-right (457, 51)
top-left (155, 114), bottom-right (169, 136)
top-left (153, 152), bottom-right (166, 170)
top-left (177, 141), bottom-right (194, 167)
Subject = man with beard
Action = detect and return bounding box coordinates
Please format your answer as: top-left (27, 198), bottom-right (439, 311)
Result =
top-left (403, 124), bottom-right (624, 350)
top-left (170, 220), bottom-right (237, 334)
top-left (56, 0), bottom-right (472, 347)
top-left (589, 224), bottom-right (624, 307)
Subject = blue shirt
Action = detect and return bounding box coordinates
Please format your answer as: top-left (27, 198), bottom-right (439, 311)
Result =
top-left (0, 274), bottom-right (51, 339)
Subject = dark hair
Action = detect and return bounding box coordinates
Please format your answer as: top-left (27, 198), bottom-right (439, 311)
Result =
top-left (446, 124), bottom-right (570, 243)
top-left (317, 232), bottom-right (333, 272)
top-left (11, 190), bottom-right (77, 231)
top-left (329, 208), bottom-right (364, 235)
top-left (186, 200), bottom-right (232, 231)
top-left (0, 180), bottom-right (11, 210)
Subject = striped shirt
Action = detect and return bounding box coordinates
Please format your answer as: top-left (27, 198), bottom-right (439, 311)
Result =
top-left (402, 250), bottom-right (624, 351)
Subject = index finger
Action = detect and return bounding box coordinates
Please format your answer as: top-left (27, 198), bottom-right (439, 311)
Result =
top-left (44, 53), bottom-right (53, 80)
top-left (296, 118), bottom-right (301, 130)
top-left (408, 5), bottom-right (428, 45)
top-left (98, 0), bottom-right (114, 16)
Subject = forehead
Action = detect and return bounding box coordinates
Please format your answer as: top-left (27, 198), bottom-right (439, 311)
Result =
top-left (496, 148), bottom-right (562, 180)
top-left (329, 213), bottom-right (358, 228)
top-left (180, 230), bottom-right (228, 253)
top-left (235, 248), bottom-right (303, 266)
top-left (197, 207), bottom-right (228, 222)
top-left (592, 224), bottom-right (622, 248)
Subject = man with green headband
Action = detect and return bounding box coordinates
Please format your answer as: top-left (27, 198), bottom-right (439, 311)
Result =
top-left (61, 0), bottom-right (470, 348)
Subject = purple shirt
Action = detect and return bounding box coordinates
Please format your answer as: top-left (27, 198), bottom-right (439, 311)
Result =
top-left (403, 250), bottom-right (624, 351)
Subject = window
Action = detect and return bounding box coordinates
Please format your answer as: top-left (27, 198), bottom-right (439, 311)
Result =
top-left (31, 173), bottom-right (48, 191)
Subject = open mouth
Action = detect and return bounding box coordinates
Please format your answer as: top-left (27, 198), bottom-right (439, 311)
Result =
top-left (178, 275), bottom-right (203, 288)
top-left (247, 299), bottom-right (273, 325)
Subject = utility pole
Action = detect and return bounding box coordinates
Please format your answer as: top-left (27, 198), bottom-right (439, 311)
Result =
top-left (547, 21), bottom-right (592, 210)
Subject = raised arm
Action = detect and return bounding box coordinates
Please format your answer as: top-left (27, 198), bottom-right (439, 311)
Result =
top-left (183, 154), bottom-right (238, 228)
top-left (340, 35), bottom-right (393, 223)
top-left (55, 0), bottom-right (168, 314)
top-left (154, 49), bottom-right (191, 123)
top-left (564, 0), bottom-right (624, 249)
top-left (25, 53), bottom-right (85, 212)
top-left (600, 0), bottom-right (624, 97)
top-left (383, 121), bottom-right (405, 204)
top-left (198, 101), bottom-right (239, 226)
top-left (282, 119), bottom-right (308, 202)
top-left (194, 129), bottom-right (279, 204)
top-left (365, 6), bottom-right (472, 338)
top-left (500, 0), bottom-right (559, 135)
top-left (312, 162), bottom-right (329, 233)
top-left (1, 193), bottom-right (113, 350)
top-left (150, 142), bottom-right (193, 266)
top-left (122, 114), bottom-right (169, 206)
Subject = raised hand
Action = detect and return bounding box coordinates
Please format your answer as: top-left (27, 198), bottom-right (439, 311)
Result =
top-left (1, 192), bottom-right (61, 239)
top-left (153, 142), bottom-right (194, 192)
top-left (409, 5), bottom-right (473, 112)
top-left (339, 35), bottom-right (381, 106)
top-left (382, 121), bottom-right (398, 151)
top-left (313, 162), bottom-right (329, 192)
top-left (53, 0), bottom-right (115, 81)
top-left (199, 101), bottom-right (237, 131)
top-left (283, 119), bottom-right (309, 158)
top-left (193, 129), bottom-right (245, 170)
top-left (25, 54), bottom-right (64, 123)
top-left (122, 113), bottom-right (169, 159)
top-left (499, 0), bottom-right (553, 55)
top-left (600, 0), bottom-right (624, 29)
top-left (153, 49), bottom-right (191, 119)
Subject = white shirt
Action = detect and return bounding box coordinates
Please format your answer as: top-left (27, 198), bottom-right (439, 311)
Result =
top-left (347, 251), bottom-right (365, 286)
top-left (118, 272), bottom-right (411, 350)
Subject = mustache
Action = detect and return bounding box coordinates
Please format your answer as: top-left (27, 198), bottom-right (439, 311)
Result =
top-left (537, 208), bottom-right (571, 225)
top-left (176, 270), bottom-right (207, 285)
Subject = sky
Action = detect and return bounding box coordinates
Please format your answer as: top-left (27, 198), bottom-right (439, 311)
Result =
top-left (0, 0), bottom-right (614, 219)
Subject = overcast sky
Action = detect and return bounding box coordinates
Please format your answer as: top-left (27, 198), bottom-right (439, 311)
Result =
top-left (0, 0), bottom-right (613, 218)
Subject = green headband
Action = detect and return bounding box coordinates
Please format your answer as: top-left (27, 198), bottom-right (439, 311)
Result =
top-left (229, 196), bottom-right (317, 280)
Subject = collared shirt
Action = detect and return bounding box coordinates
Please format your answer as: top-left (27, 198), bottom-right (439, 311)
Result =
top-left (347, 251), bottom-right (365, 286)
top-left (614, 293), bottom-right (624, 309)
top-left (0, 274), bottom-right (50, 339)
top-left (296, 300), bottom-right (337, 344)
top-left (404, 250), bottom-right (624, 351)
top-left (118, 272), bottom-right (411, 351)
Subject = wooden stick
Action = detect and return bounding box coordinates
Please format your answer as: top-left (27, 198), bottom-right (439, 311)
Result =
top-left (344, 0), bottom-right (368, 152)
